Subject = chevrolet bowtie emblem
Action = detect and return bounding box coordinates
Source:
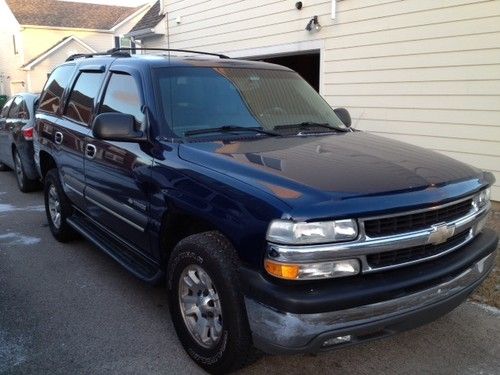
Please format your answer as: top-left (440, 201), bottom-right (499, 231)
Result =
top-left (428, 223), bottom-right (455, 245)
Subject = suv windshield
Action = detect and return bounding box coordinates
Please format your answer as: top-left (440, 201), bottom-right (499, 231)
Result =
top-left (154, 67), bottom-right (346, 137)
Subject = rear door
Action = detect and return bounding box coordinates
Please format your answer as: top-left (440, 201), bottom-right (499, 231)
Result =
top-left (0, 96), bottom-right (22, 166)
top-left (84, 69), bottom-right (152, 254)
top-left (11, 97), bottom-right (30, 145)
top-left (0, 97), bottom-right (14, 164)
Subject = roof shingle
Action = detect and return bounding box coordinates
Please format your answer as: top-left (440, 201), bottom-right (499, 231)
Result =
top-left (7, 0), bottom-right (141, 30)
top-left (129, 0), bottom-right (164, 33)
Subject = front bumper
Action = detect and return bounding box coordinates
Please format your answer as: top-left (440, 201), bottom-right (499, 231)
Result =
top-left (245, 230), bottom-right (497, 354)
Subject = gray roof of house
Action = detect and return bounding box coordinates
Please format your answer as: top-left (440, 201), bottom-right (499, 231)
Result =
top-left (129, 0), bottom-right (164, 33)
top-left (7, 0), bottom-right (142, 30)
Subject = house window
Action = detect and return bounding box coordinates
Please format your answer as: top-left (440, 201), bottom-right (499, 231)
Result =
top-left (114, 36), bottom-right (135, 53)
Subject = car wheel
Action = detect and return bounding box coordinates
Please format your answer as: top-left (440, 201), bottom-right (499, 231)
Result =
top-left (13, 149), bottom-right (38, 192)
top-left (44, 169), bottom-right (77, 242)
top-left (167, 231), bottom-right (259, 374)
top-left (0, 161), bottom-right (10, 171)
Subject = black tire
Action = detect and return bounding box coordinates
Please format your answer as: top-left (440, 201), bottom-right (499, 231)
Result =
top-left (44, 169), bottom-right (77, 242)
top-left (167, 231), bottom-right (259, 374)
top-left (0, 161), bottom-right (10, 171)
top-left (13, 149), bottom-right (38, 193)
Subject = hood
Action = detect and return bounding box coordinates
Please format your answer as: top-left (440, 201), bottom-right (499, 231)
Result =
top-left (178, 132), bottom-right (487, 218)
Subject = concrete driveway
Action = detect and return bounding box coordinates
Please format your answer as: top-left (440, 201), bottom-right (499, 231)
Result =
top-left (0, 171), bottom-right (499, 375)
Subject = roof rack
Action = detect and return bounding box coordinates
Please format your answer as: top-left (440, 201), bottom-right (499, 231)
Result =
top-left (65, 52), bottom-right (116, 62)
top-left (65, 48), bottom-right (230, 62)
top-left (109, 47), bottom-right (230, 59)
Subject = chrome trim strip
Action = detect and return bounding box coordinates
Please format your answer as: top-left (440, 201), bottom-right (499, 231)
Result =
top-left (85, 196), bottom-right (145, 232)
top-left (246, 252), bottom-right (495, 348)
top-left (359, 193), bottom-right (475, 222)
top-left (65, 183), bottom-right (84, 197)
top-left (267, 202), bottom-right (490, 266)
top-left (360, 229), bottom-right (475, 273)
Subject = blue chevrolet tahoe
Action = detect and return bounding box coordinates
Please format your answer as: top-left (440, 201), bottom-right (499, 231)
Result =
top-left (34, 48), bottom-right (498, 374)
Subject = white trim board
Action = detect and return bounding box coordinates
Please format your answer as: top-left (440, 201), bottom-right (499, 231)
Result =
top-left (22, 36), bottom-right (96, 70)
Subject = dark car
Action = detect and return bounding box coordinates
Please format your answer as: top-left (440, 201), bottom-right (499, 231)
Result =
top-left (34, 49), bottom-right (498, 374)
top-left (0, 93), bottom-right (40, 192)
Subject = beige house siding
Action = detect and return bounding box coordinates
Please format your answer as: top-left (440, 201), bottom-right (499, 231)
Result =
top-left (0, 0), bottom-right (25, 96)
top-left (20, 27), bottom-right (113, 63)
top-left (155, 0), bottom-right (500, 200)
top-left (27, 39), bottom-right (94, 93)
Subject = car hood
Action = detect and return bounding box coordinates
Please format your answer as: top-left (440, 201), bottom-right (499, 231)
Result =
top-left (178, 132), bottom-right (487, 218)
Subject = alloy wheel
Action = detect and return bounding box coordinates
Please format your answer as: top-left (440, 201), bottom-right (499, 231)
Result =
top-left (48, 184), bottom-right (62, 229)
top-left (178, 264), bottom-right (223, 349)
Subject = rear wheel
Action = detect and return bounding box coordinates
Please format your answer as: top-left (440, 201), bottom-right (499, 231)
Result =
top-left (13, 149), bottom-right (38, 192)
top-left (44, 169), bottom-right (77, 242)
top-left (0, 161), bottom-right (10, 171)
top-left (167, 231), bottom-right (259, 374)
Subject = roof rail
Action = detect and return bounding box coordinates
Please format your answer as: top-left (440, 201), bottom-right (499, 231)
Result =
top-left (65, 51), bottom-right (125, 62)
top-left (108, 47), bottom-right (230, 59)
top-left (65, 48), bottom-right (229, 62)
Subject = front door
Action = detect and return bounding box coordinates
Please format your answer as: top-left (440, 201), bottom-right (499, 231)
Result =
top-left (58, 69), bottom-right (104, 209)
top-left (84, 70), bottom-right (152, 254)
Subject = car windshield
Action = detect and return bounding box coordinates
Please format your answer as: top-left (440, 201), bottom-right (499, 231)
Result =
top-left (154, 66), bottom-right (346, 137)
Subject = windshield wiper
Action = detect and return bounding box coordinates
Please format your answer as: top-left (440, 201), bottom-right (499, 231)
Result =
top-left (184, 125), bottom-right (278, 137)
top-left (274, 122), bottom-right (348, 133)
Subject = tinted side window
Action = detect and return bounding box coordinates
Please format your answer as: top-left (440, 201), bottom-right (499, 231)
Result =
top-left (98, 73), bottom-right (144, 125)
top-left (38, 65), bottom-right (76, 114)
top-left (8, 96), bottom-right (22, 119)
top-left (1, 98), bottom-right (13, 118)
top-left (18, 100), bottom-right (29, 120)
top-left (64, 72), bottom-right (105, 125)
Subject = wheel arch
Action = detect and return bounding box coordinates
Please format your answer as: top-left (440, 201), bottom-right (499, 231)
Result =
top-left (39, 150), bottom-right (57, 179)
top-left (159, 208), bottom-right (229, 268)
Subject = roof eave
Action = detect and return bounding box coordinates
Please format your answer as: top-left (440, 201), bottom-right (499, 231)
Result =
top-left (126, 28), bottom-right (163, 38)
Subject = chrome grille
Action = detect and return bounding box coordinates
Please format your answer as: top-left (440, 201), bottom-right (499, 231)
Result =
top-left (366, 230), bottom-right (470, 268)
top-left (364, 199), bottom-right (473, 237)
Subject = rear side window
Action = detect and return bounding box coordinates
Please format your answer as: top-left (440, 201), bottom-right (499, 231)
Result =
top-left (64, 72), bottom-right (105, 125)
top-left (8, 96), bottom-right (22, 118)
top-left (1, 98), bottom-right (13, 118)
top-left (98, 73), bottom-right (144, 125)
top-left (18, 100), bottom-right (29, 120)
top-left (38, 65), bottom-right (76, 114)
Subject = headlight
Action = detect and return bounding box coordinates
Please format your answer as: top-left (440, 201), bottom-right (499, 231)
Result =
top-left (473, 187), bottom-right (491, 209)
top-left (264, 259), bottom-right (360, 280)
top-left (266, 219), bottom-right (358, 245)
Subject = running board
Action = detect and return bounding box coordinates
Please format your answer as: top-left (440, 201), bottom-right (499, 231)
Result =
top-left (67, 213), bottom-right (164, 284)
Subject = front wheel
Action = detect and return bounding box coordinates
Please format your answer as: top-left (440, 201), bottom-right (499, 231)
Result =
top-left (167, 231), bottom-right (259, 374)
top-left (44, 169), bottom-right (77, 242)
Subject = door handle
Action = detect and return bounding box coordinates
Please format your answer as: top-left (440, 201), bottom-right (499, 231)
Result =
top-left (85, 144), bottom-right (97, 159)
top-left (54, 131), bottom-right (63, 145)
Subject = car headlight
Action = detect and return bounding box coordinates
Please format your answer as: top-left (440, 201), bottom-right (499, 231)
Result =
top-left (266, 219), bottom-right (358, 245)
top-left (473, 187), bottom-right (491, 209)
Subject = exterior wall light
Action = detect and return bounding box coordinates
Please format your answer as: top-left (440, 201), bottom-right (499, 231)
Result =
top-left (306, 16), bottom-right (321, 32)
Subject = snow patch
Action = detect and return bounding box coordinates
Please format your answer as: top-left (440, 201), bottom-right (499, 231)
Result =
top-left (0, 233), bottom-right (41, 246)
top-left (0, 204), bottom-right (45, 213)
top-left (470, 302), bottom-right (500, 315)
top-left (0, 330), bottom-right (28, 372)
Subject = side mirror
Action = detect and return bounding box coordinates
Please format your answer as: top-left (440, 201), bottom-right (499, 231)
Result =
top-left (92, 113), bottom-right (145, 142)
top-left (334, 107), bottom-right (351, 128)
